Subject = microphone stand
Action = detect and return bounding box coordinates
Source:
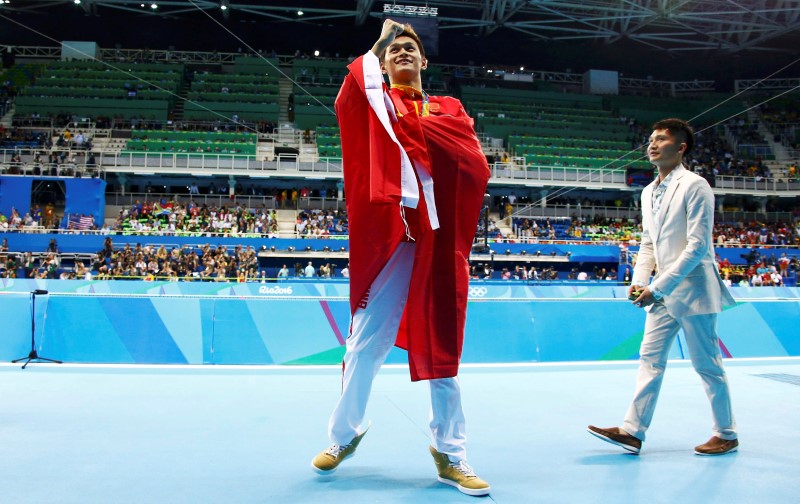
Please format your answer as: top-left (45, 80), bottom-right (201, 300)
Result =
top-left (12, 289), bottom-right (62, 369)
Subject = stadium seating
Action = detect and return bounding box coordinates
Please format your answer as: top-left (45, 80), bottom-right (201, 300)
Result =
top-left (184, 69), bottom-right (280, 122)
top-left (15, 60), bottom-right (183, 120)
top-left (123, 130), bottom-right (258, 156)
top-left (315, 125), bottom-right (342, 158)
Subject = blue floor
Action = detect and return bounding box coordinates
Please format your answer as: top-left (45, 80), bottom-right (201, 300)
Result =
top-left (0, 358), bottom-right (798, 503)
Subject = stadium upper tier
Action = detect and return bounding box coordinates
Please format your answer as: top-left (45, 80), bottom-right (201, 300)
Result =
top-left (185, 67), bottom-right (280, 122)
top-left (123, 130), bottom-right (258, 156)
top-left (2, 54), bottom-right (796, 198)
top-left (14, 61), bottom-right (183, 120)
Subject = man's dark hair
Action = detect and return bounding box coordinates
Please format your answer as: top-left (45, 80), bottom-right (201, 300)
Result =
top-left (652, 118), bottom-right (694, 156)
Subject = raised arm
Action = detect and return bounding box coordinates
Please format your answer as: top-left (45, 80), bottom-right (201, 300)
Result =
top-left (370, 18), bottom-right (406, 57)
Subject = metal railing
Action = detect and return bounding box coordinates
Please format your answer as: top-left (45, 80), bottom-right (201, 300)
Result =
top-left (96, 152), bottom-right (343, 177)
top-left (105, 192), bottom-right (346, 212)
top-left (510, 203), bottom-right (640, 221)
top-left (2, 149), bottom-right (799, 195)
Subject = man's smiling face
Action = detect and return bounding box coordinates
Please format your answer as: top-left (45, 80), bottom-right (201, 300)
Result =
top-left (381, 35), bottom-right (427, 86)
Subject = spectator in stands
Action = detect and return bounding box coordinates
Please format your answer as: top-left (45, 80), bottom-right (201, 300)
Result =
top-left (319, 263), bottom-right (331, 278)
top-left (589, 118), bottom-right (738, 456)
top-left (778, 253), bottom-right (790, 277)
top-left (0, 238), bottom-right (7, 269)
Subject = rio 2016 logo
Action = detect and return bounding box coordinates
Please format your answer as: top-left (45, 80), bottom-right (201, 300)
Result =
top-left (468, 287), bottom-right (488, 297)
top-left (258, 286), bottom-right (293, 295)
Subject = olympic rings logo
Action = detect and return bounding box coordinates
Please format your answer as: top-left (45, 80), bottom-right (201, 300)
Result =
top-left (469, 287), bottom-right (488, 297)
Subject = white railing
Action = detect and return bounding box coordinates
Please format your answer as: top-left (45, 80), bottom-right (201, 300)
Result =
top-left (105, 192), bottom-right (346, 212)
top-left (489, 162), bottom-right (626, 186)
top-left (2, 149), bottom-right (799, 194)
top-left (510, 203), bottom-right (640, 221)
top-left (714, 175), bottom-right (800, 192)
top-left (95, 152), bottom-right (343, 177)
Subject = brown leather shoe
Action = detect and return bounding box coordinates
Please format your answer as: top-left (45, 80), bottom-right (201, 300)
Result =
top-left (694, 436), bottom-right (738, 456)
top-left (587, 425), bottom-right (642, 454)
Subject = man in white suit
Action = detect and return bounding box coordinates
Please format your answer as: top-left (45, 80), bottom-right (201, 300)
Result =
top-left (588, 118), bottom-right (738, 456)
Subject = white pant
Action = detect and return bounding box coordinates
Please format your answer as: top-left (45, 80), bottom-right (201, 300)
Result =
top-left (623, 302), bottom-right (737, 441)
top-left (328, 243), bottom-right (468, 461)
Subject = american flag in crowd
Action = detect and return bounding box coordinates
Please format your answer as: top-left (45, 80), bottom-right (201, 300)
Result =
top-left (67, 214), bottom-right (94, 230)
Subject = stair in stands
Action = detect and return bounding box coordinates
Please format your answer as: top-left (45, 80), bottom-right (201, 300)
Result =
top-left (171, 79), bottom-right (192, 122)
top-left (0, 103), bottom-right (14, 128)
top-left (278, 65), bottom-right (293, 125)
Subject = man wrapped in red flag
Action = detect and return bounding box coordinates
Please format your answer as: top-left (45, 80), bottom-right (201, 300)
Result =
top-left (310, 19), bottom-right (491, 497)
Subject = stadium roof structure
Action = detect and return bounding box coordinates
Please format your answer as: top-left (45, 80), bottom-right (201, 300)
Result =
top-left (2, 0), bottom-right (799, 54)
top-left (2, 1), bottom-right (800, 82)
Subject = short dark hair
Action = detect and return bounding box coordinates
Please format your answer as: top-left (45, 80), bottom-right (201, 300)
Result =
top-left (379, 23), bottom-right (426, 60)
top-left (652, 118), bottom-right (694, 156)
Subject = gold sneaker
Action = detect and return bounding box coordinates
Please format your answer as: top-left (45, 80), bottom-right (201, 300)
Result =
top-left (311, 425), bottom-right (370, 474)
top-left (429, 445), bottom-right (491, 496)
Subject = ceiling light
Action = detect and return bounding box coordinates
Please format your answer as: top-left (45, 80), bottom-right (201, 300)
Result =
top-left (151, 3), bottom-right (158, 9)
top-left (297, 10), bottom-right (304, 16)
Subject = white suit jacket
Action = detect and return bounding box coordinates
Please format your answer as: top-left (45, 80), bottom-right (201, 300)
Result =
top-left (633, 165), bottom-right (735, 318)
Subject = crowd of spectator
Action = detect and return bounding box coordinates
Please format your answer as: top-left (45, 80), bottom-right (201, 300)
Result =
top-left (2, 227), bottom-right (797, 284)
top-left (0, 203), bottom-right (61, 231)
top-left (718, 250), bottom-right (797, 287)
top-left (505, 215), bottom-right (642, 245)
top-left (97, 241), bottom-right (260, 281)
top-left (568, 217), bottom-right (642, 244)
top-left (0, 126), bottom-right (49, 151)
top-left (713, 220), bottom-right (799, 247)
top-left (295, 208), bottom-right (348, 237)
top-left (619, 118), bottom-right (787, 182)
top-left (111, 199), bottom-right (280, 237)
top-left (10, 112), bottom-right (279, 136)
top-left (0, 236), bottom-right (262, 281)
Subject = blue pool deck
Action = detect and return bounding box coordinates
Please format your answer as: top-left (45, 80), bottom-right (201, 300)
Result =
top-left (1, 358), bottom-right (798, 503)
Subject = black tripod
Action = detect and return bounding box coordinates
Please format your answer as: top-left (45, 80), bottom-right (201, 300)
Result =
top-left (12, 289), bottom-right (62, 369)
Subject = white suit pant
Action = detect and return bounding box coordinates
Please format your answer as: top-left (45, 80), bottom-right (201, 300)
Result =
top-left (622, 302), bottom-right (737, 441)
top-left (328, 243), bottom-right (468, 461)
